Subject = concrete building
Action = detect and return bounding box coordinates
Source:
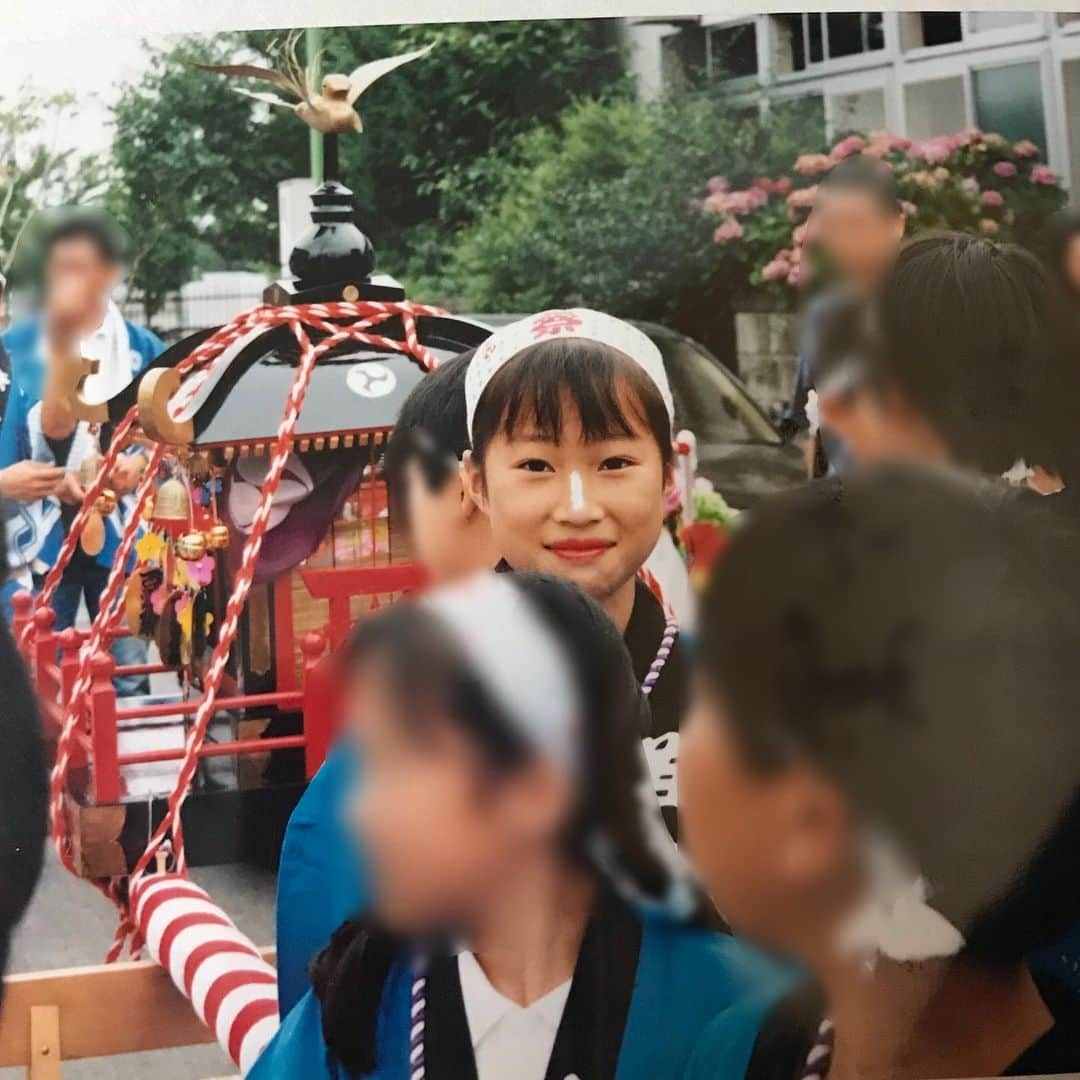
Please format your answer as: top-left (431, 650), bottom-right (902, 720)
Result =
top-left (623, 11), bottom-right (1080, 197)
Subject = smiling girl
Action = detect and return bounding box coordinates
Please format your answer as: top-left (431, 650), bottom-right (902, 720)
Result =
top-left (462, 310), bottom-right (686, 825)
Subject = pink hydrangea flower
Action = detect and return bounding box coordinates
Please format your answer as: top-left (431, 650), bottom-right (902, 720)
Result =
top-left (713, 219), bottom-right (744, 244)
top-left (1031, 164), bottom-right (1057, 185)
top-left (900, 201), bottom-right (918, 218)
top-left (979, 218), bottom-right (999, 235)
top-left (794, 154), bottom-right (832, 176)
top-left (910, 137), bottom-right (952, 165)
top-left (983, 133), bottom-right (1007, 148)
top-left (980, 190), bottom-right (1004, 208)
top-left (787, 262), bottom-right (805, 287)
top-left (786, 185), bottom-right (818, 211)
top-left (762, 256), bottom-right (792, 282)
top-left (960, 177), bottom-right (980, 195)
top-left (830, 135), bottom-right (866, 161)
top-left (1013, 140), bottom-right (1039, 159)
top-left (992, 161), bottom-right (1018, 178)
top-left (706, 175), bottom-right (730, 195)
top-left (772, 176), bottom-right (793, 195)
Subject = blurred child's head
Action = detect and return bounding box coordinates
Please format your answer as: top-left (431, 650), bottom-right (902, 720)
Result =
top-left (463, 311), bottom-right (675, 608)
top-left (812, 157), bottom-right (905, 290)
top-left (384, 350), bottom-right (501, 582)
top-left (680, 466), bottom-right (1080, 974)
top-left (825, 233), bottom-right (1068, 482)
top-left (344, 571), bottom-right (692, 935)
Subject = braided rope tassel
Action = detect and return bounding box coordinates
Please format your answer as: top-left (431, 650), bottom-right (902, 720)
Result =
top-left (409, 963), bottom-right (427, 1080)
top-left (801, 1019), bottom-right (835, 1080)
top-left (49, 446), bottom-right (166, 877)
top-left (641, 618), bottom-right (678, 697)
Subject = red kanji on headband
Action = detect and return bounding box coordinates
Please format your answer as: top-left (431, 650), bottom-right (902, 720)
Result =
top-left (531, 310), bottom-right (583, 338)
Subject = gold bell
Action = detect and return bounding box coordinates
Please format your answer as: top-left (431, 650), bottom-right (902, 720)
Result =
top-left (177, 530), bottom-right (207, 561)
top-left (96, 488), bottom-right (117, 515)
top-left (204, 523), bottom-right (231, 551)
top-left (78, 453), bottom-right (103, 490)
top-left (154, 478), bottom-right (191, 522)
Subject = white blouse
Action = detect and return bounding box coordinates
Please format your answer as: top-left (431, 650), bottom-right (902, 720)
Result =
top-left (458, 950), bottom-right (573, 1080)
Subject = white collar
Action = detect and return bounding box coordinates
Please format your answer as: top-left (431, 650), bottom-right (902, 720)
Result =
top-left (458, 951), bottom-right (571, 1049)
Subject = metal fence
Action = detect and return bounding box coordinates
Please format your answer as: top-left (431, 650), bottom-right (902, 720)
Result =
top-left (119, 288), bottom-right (269, 344)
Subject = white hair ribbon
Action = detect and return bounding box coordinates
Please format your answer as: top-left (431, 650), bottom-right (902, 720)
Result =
top-left (420, 574), bottom-right (582, 777)
top-left (466, 309), bottom-right (674, 439)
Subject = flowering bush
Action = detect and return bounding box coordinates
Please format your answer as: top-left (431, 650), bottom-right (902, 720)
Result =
top-left (700, 127), bottom-right (1068, 307)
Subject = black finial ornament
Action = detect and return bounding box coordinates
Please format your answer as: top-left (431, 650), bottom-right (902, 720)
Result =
top-left (266, 133), bottom-right (403, 305)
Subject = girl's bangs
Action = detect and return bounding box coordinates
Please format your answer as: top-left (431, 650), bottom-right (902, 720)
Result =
top-left (477, 340), bottom-right (671, 456)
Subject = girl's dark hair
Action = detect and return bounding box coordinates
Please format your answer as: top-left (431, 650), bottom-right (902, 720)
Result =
top-left (825, 232), bottom-right (1072, 482)
top-left (469, 338), bottom-right (673, 471)
top-left (697, 464), bottom-right (1080, 967)
top-left (312, 571), bottom-right (684, 1072)
top-left (383, 350), bottom-right (474, 509)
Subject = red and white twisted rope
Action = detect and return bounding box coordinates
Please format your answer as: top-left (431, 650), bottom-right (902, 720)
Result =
top-left (119, 301), bottom-right (443, 953)
top-left (30, 300), bottom-right (444, 960)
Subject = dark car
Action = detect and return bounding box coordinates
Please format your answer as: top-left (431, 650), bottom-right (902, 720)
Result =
top-left (468, 315), bottom-right (805, 509)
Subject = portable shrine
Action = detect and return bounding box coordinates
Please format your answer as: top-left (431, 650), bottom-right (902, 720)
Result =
top-left (13, 47), bottom-right (490, 887)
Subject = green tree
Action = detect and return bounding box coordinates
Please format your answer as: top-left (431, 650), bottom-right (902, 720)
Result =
top-left (421, 90), bottom-right (813, 357)
top-left (107, 21), bottom-right (626, 316)
top-left (0, 86), bottom-right (106, 276)
top-left (107, 35), bottom-right (306, 320)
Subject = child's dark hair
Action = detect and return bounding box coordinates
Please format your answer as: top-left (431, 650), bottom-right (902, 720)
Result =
top-left (311, 571), bottom-right (691, 1073)
top-left (697, 464), bottom-right (1080, 967)
top-left (469, 339), bottom-right (673, 471)
top-left (43, 210), bottom-right (126, 265)
top-left (820, 155), bottom-right (902, 216)
top-left (825, 232), bottom-right (1070, 481)
top-left (384, 350), bottom-right (474, 507)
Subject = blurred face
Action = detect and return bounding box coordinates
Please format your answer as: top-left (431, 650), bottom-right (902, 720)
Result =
top-left (1064, 234), bottom-right (1080, 296)
top-left (403, 460), bottom-right (495, 584)
top-left (46, 237), bottom-right (118, 322)
top-left (679, 677), bottom-right (855, 959)
top-left (823, 386), bottom-right (950, 467)
top-left (465, 386), bottom-right (673, 604)
top-left (811, 188), bottom-right (904, 288)
top-left (349, 658), bottom-right (573, 934)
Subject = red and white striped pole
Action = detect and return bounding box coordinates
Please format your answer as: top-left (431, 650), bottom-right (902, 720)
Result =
top-left (131, 874), bottom-right (279, 1075)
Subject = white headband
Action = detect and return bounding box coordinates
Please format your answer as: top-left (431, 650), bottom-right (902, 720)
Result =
top-left (466, 309), bottom-right (674, 439)
top-left (421, 574), bottom-right (582, 777)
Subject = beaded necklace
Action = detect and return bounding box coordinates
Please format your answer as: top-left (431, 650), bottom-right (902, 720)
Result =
top-left (801, 1019), bottom-right (835, 1080)
top-left (408, 619), bottom-right (679, 1080)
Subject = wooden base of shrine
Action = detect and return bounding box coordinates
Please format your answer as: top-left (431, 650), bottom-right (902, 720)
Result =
top-left (65, 781), bottom-right (308, 879)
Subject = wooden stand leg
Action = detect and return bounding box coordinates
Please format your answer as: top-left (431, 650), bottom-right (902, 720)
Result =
top-left (28, 1005), bottom-right (61, 1079)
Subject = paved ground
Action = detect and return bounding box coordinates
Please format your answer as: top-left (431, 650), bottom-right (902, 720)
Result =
top-left (3, 616), bottom-right (284, 1077)
top-left (4, 855), bottom-right (277, 1079)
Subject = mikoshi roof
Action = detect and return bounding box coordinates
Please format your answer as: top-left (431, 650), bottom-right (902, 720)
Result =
top-left (104, 314), bottom-right (491, 451)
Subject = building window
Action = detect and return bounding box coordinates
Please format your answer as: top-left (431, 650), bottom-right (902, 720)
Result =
top-left (661, 25), bottom-right (708, 86)
top-left (708, 23), bottom-right (758, 80)
top-left (772, 94), bottom-right (827, 143)
top-left (967, 11), bottom-right (1037, 34)
top-left (972, 61), bottom-right (1048, 154)
top-left (770, 13), bottom-right (884, 72)
top-left (904, 76), bottom-right (967, 139)
top-left (900, 13), bottom-right (963, 49)
top-left (830, 87), bottom-right (887, 133)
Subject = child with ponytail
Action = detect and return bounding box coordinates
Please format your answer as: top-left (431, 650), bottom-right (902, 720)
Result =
top-left (252, 572), bottom-right (788, 1079)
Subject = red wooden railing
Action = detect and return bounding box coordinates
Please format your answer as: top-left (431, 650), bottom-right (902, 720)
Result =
top-left (11, 560), bottom-right (425, 808)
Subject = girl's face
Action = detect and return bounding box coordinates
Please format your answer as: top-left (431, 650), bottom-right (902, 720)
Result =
top-left (348, 659), bottom-right (574, 934)
top-left (679, 677), bottom-right (855, 960)
top-left (1064, 233), bottom-right (1080, 295)
top-left (466, 386), bottom-right (673, 606)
